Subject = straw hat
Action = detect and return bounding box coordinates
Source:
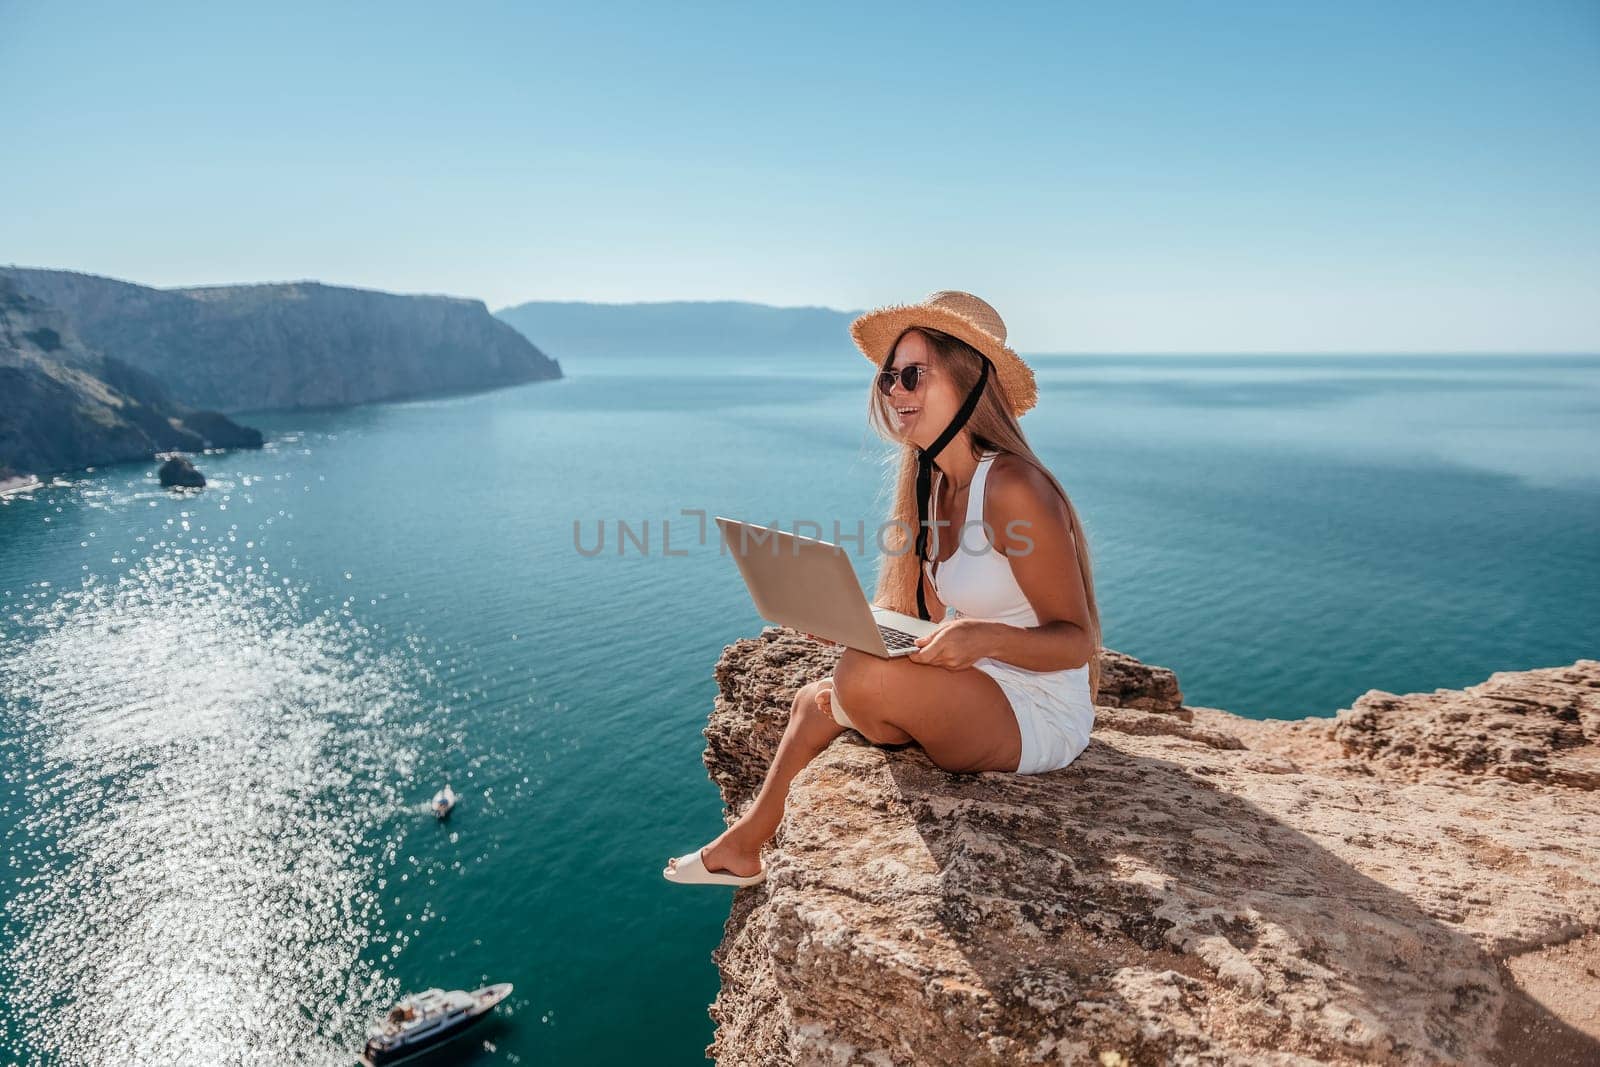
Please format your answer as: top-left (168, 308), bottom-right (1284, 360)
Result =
top-left (849, 290), bottom-right (1037, 417)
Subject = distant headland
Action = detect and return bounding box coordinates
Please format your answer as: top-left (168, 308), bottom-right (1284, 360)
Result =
top-left (0, 267), bottom-right (565, 483)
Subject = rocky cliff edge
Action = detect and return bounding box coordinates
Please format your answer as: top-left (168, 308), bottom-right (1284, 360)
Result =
top-left (698, 631), bottom-right (1600, 1066)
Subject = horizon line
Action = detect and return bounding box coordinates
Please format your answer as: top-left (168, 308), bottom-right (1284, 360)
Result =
top-left (6, 264), bottom-right (1597, 357)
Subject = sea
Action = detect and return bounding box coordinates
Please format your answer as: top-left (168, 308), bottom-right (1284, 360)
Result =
top-left (2, 353), bottom-right (1597, 1065)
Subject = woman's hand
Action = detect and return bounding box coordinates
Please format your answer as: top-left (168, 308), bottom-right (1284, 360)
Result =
top-left (907, 618), bottom-right (993, 671)
top-left (802, 631), bottom-right (839, 647)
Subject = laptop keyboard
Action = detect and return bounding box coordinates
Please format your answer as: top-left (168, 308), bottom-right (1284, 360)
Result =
top-left (878, 625), bottom-right (919, 650)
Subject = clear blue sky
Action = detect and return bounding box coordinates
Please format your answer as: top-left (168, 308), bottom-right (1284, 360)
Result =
top-left (2, 0), bottom-right (1596, 352)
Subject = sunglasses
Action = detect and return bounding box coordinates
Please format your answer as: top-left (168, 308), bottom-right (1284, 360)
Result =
top-left (876, 363), bottom-right (928, 396)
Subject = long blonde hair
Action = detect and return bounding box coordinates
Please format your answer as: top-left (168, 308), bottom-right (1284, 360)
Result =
top-left (868, 327), bottom-right (1103, 702)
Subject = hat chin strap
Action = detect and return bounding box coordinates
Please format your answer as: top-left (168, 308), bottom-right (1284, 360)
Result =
top-left (912, 355), bottom-right (991, 621)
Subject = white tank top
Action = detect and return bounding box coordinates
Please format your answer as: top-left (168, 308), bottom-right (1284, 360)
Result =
top-left (923, 450), bottom-right (1038, 626)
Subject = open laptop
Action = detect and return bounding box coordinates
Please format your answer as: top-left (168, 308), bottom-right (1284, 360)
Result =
top-left (715, 516), bottom-right (941, 658)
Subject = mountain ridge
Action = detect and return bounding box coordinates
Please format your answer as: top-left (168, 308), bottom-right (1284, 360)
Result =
top-left (2, 266), bottom-right (563, 412)
top-left (0, 277), bottom-right (262, 479)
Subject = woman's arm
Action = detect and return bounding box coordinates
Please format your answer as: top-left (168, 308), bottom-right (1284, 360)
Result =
top-left (907, 457), bottom-right (1094, 672)
top-left (969, 457), bottom-right (1094, 671)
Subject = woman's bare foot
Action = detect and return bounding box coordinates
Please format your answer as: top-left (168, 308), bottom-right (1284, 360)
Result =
top-left (666, 822), bottom-right (765, 878)
top-left (667, 677), bottom-right (846, 882)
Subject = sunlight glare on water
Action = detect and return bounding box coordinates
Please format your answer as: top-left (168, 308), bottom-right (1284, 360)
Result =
top-left (0, 548), bottom-right (439, 1065)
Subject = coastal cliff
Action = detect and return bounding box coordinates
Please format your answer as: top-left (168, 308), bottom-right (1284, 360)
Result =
top-left (2, 267), bottom-right (562, 412)
top-left (699, 631), bottom-right (1600, 1065)
top-left (0, 278), bottom-right (262, 479)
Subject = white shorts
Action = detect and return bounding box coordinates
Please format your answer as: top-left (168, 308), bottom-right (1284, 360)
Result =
top-left (972, 657), bottom-right (1095, 774)
top-left (825, 661), bottom-right (1095, 775)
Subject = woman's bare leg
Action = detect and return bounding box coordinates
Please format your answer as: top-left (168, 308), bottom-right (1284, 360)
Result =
top-left (666, 678), bottom-right (847, 878)
top-left (832, 647), bottom-right (1023, 774)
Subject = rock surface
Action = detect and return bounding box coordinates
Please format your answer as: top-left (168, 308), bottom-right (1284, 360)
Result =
top-left (699, 630), bottom-right (1600, 1066)
top-left (3, 267), bottom-right (562, 412)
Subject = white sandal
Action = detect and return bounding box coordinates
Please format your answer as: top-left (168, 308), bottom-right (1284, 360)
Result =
top-left (662, 845), bottom-right (767, 887)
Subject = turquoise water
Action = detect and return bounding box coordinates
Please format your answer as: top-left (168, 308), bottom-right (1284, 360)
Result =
top-left (2, 353), bottom-right (1597, 1064)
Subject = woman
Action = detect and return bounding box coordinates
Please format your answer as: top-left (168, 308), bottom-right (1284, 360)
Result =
top-left (665, 290), bottom-right (1103, 888)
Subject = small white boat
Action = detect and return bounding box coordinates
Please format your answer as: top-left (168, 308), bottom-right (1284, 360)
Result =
top-left (431, 784), bottom-right (457, 819)
top-left (360, 982), bottom-right (512, 1066)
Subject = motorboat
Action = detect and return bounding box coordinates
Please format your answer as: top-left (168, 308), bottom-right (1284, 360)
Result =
top-left (431, 784), bottom-right (457, 819)
top-left (360, 982), bottom-right (512, 1066)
